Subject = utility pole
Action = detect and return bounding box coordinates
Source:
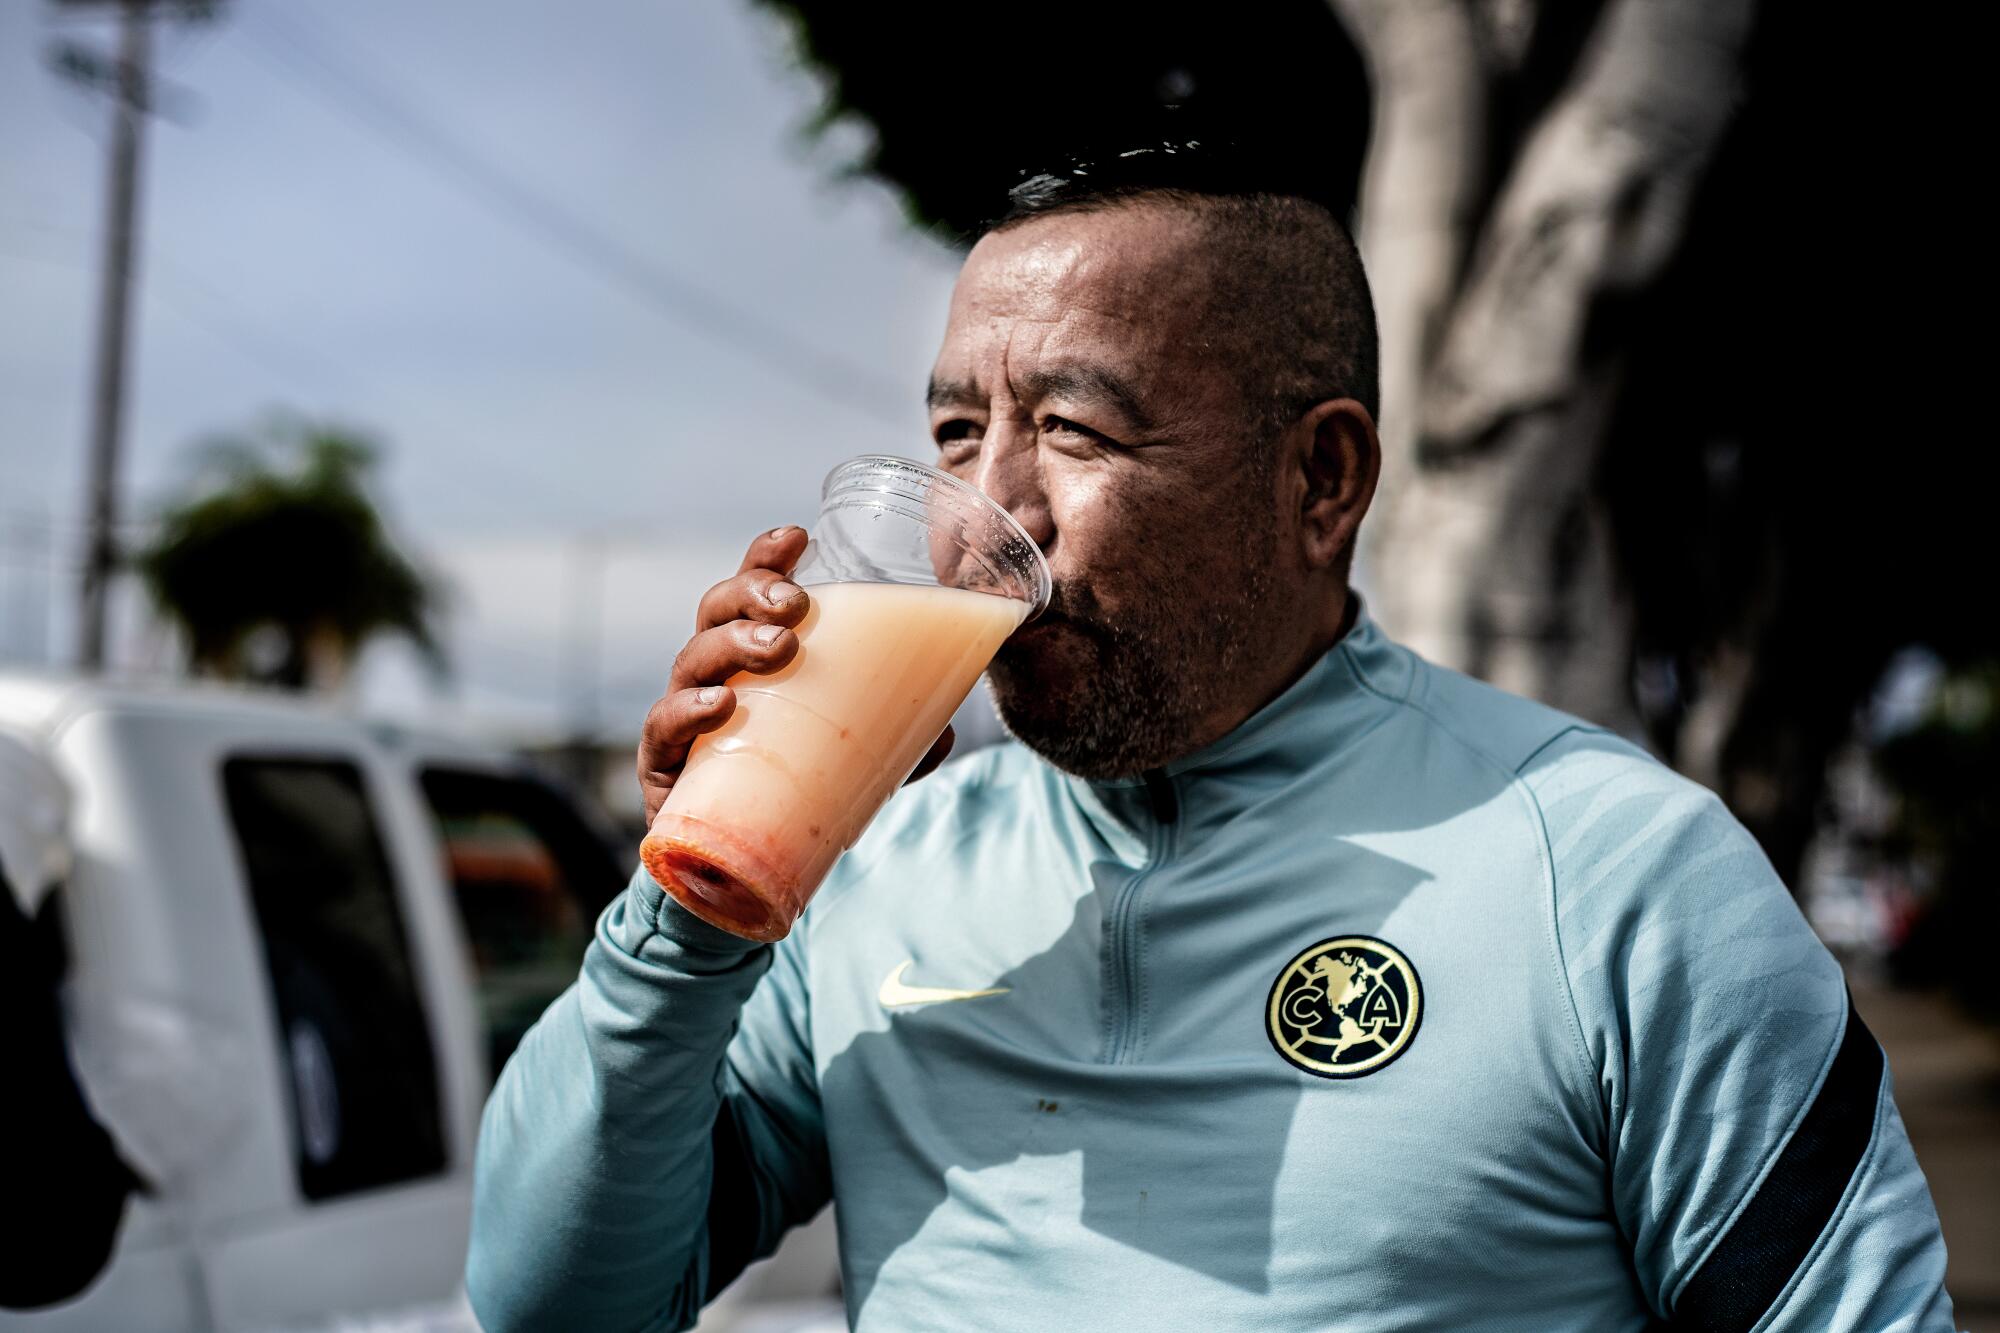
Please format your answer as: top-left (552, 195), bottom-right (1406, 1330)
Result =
top-left (66, 0), bottom-right (153, 671)
top-left (55, 0), bottom-right (213, 670)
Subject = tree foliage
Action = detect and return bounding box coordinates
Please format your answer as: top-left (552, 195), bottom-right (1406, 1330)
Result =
top-left (750, 0), bottom-right (1369, 242)
top-left (135, 419), bottom-right (444, 691)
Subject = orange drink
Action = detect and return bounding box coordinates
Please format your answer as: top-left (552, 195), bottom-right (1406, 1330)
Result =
top-left (641, 457), bottom-right (1049, 941)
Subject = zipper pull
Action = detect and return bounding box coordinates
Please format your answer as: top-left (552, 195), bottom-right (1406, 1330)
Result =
top-left (1141, 768), bottom-right (1179, 825)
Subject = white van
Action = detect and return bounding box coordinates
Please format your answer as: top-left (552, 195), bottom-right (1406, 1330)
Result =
top-left (0, 671), bottom-right (636, 1332)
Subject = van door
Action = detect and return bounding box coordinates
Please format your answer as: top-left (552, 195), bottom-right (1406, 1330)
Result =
top-left (199, 752), bottom-right (474, 1327)
top-left (411, 764), bottom-right (625, 1080)
top-left (13, 707), bottom-right (481, 1332)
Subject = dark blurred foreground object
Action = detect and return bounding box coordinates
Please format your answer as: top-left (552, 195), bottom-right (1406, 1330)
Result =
top-left (0, 864), bottom-right (146, 1310)
top-left (134, 416), bottom-right (446, 692)
top-left (758, 0), bottom-right (1981, 890)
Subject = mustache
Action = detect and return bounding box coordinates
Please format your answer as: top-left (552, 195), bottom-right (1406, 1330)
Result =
top-left (1006, 582), bottom-right (1119, 650)
top-left (1039, 582), bottom-right (1102, 626)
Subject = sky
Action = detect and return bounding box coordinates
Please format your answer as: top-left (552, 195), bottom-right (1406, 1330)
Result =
top-left (0, 0), bottom-right (967, 738)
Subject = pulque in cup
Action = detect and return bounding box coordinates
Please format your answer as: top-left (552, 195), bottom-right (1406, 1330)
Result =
top-left (641, 455), bottom-right (1050, 941)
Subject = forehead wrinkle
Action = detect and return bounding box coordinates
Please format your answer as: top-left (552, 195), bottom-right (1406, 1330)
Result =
top-left (941, 210), bottom-right (1236, 428)
top-left (928, 318), bottom-right (1035, 415)
top-left (965, 217), bottom-right (1212, 323)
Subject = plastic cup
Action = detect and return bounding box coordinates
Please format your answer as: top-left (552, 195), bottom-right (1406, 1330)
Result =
top-left (640, 456), bottom-right (1051, 942)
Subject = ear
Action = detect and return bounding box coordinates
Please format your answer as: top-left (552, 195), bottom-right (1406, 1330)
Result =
top-left (1290, 398), bottom-right (1381, 571)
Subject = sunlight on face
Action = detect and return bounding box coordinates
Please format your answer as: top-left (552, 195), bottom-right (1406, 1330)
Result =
top-left (928, 205), bottom-right (1290, 778)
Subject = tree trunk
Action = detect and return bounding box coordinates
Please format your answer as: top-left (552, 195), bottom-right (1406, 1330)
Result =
top-left (1347, 0), bottom-right (1757, 742)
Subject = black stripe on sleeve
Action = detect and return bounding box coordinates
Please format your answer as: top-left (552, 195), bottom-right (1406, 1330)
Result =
top-left (1670, 993), bottom-right (1886, 1332)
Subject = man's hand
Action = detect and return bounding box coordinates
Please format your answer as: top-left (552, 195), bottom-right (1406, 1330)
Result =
top-left (637, 526), bottom-right (955, 825)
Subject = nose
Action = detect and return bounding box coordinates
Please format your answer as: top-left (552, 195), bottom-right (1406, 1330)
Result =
top-left (971, 426), bottom-right (1056, 552)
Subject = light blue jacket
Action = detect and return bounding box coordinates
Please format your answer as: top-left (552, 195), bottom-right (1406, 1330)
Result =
top-left (467, 608), bottom-right (1958, 1331)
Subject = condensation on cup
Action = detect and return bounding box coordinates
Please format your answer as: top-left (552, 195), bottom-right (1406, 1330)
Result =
top-left (640, 455), bottom-right (1051, 942)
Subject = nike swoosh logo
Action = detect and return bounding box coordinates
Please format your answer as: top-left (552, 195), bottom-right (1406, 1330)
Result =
top-left (878, 959), bottom-right (1011, 1009)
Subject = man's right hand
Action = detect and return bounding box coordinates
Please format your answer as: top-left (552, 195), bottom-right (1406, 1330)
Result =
top-left (637, 527), bottom-right (812, 826)
top-left (636, 525), bottom-right (959, 827)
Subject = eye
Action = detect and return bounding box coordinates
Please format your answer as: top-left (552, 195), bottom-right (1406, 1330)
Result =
top-left (934, 419), bottom-right (982, 446)
top-left (1043, 416), bottom-right (1110, 445)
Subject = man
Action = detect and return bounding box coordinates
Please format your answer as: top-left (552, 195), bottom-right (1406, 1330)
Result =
top-left (467, 145), bottom-right (1958, 1330)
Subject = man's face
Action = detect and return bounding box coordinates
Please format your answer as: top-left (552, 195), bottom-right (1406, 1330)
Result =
top-left (929, 204), bottom-right (1299, 778)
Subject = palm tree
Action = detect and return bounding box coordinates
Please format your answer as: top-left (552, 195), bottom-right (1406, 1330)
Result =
top-left (135, 419), bottom-right (445, 691)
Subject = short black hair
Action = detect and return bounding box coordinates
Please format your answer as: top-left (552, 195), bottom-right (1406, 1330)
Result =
top-left (983, 137), bottom-right (1380, 437)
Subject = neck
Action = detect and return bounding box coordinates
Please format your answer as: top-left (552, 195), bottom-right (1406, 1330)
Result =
top-left (1169, 583), bottom-right (1355, 769)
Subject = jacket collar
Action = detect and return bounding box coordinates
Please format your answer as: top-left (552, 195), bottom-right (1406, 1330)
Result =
top-left (1061, 593), bottom-right (1414, 833)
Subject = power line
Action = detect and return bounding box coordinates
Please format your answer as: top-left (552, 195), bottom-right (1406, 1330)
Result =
top-left (0, 218), bottom-right (652, 531)
top-left (237, 7), bottom-right (913, 431)
top-left (0, 219), bottom-right (355, 395)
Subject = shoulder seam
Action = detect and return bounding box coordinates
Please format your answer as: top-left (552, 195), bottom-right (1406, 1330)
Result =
top-left (1343, 658), bottom-right (1603, 1108)
top-left (1513, 721), bottom-right (1607, 776)
top-left (1511, 722), bottom-right (1629, 1131)
top-left (1356, 651), bottom-right (1579, 776)
top-left (1518, 757), bottom-right (1612, 1123)
top-left (1337, 632), bottom-right (1417, 707)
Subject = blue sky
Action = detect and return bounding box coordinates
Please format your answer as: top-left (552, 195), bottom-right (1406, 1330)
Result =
top-left (0, 0), bottom-right (964, 736)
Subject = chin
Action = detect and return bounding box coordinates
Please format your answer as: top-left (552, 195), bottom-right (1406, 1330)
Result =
top-left (991, 619), bottom-right (1096, 705)
top-left (986, 629), bottom-right (1148, 777)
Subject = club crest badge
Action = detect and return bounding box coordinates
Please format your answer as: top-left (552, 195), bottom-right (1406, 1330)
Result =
top-left (1266, 935), bottom-right (1423, 1079)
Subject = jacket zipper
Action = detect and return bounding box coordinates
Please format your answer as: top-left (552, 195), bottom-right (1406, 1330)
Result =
top-left (1103, 769), bottom-right (1180, 1065)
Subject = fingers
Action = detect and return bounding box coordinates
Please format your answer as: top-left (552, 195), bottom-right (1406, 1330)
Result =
top-left (637, 684), bottom-right (735, 823)
top-left (670, 620), bottom-right (799, 693)
top-left (640, 527), bottom-right (811, 823)
top-left (694, 526), bottom-right (810, 632)
top-left (905, 725), bottom-right (955, 785)
top-left (737, 525), bottom-right (810, 576)
top-left (641, 615), bottom-right (801, 823)
top-left (696, 568), bottom-right (809, 634)
top-left (640, 620), bottom-right (798, 819)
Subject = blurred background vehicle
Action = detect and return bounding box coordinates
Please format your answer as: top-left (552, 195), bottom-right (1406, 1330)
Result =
top-left (0, 671), bottom-right (617, 1328)
top-left (0, 672), bottom-right (845, 1330)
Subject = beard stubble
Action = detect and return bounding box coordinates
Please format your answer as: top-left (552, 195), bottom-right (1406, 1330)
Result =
top-left (984, 472), bottom-right (1283, 780)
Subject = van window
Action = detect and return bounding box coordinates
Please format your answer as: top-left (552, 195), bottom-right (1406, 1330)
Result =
top-left (222, 757), bottom-right (446, 1201)
top-left (417, 768), bottom-right (624, 1079)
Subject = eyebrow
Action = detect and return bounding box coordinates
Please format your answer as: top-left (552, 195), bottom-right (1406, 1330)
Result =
top-left (926, 363), bottom-right (1155, 433)
top-left (926, 376), bottom-right (981, 412)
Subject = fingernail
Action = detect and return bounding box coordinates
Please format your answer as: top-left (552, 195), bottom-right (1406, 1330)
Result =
top-left (753, 624), bottom-right (784, 646)
top-left (769, 525), bottom-right (794, 539)
top-left (697, 686), bottom-right (722, 704)
top-left (766, 581), bottom-right (801, 605)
